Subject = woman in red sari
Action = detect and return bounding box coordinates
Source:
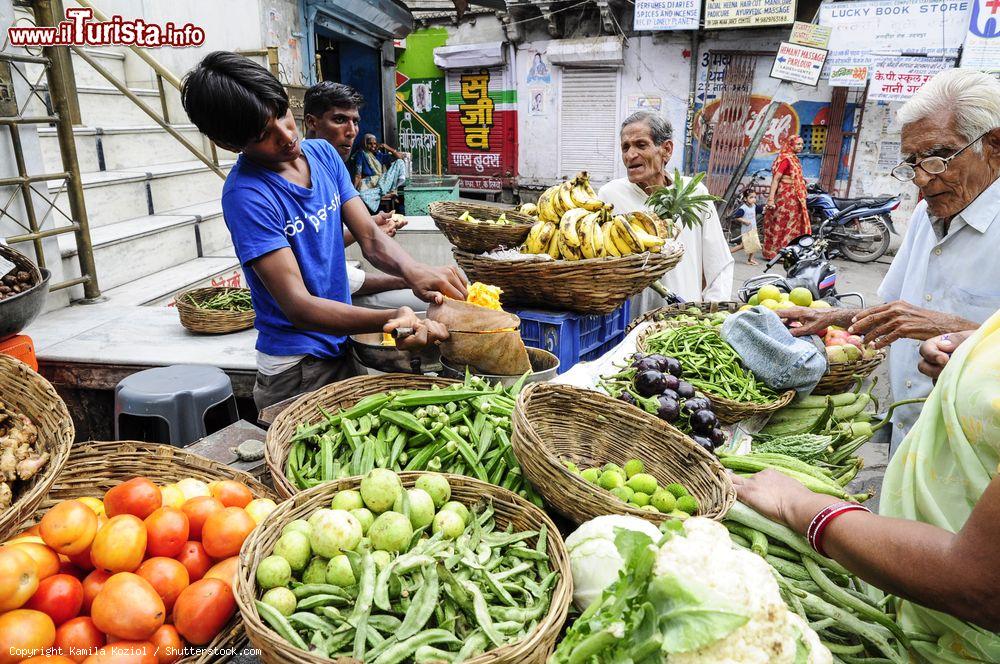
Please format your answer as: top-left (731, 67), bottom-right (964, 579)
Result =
top-left (763, 135), bottom-right (811, 259)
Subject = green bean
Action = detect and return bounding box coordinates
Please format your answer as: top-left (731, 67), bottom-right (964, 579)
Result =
top-left (397, 565), bottom-right (439, 640)
top-left (454, 630), bottom-right (488, 661)
top-left (462, 579), bottom-right (504, 647)
top-left (256, 600), bottom-right (308, 650)
top-left (296, 594), bottom-right (348, 610)
top-left (350, 551), bottom-right (376, 659)
top-left (371, 629), bottom-right (461, 664)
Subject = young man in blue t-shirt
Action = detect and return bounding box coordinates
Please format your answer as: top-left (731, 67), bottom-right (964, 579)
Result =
top-left (181, 52), bottom-right (466, 410)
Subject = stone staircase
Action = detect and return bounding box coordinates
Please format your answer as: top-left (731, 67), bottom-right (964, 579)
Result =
top-left (27, 45), bottom-right (241, 306)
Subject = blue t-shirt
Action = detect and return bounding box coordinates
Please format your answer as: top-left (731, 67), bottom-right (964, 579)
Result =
top-left (221, 139), bottom-right (359, 359)
top-left (737, 203), bottom-right (757, 231)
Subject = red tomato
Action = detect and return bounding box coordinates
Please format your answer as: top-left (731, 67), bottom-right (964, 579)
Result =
top-left (173, 541), bottom-right (211, 582)
top-left (179, 497), bottom-right (223, 541)
top-left (55, 616), bottom-right (106, 663)
top-left (148, 625), bottom-right (182, 664)
top-left (81, 641), bottom-right (157, 664)
top-left (103, 478), bottom-right (162, 520)
top-left (0, 609), bottom-right (56, 664)
top-left (90, 516), bottom-right (146, 573)
top-left (81, 569), bottom-right (112, 615)
top-left (202, 557), bottom-right (238, 589)
top-left (40, 501), bottom-right (99, 556)
top-left (171, 579), bottom-right (235, 646)
top-left (208, 480), bottom-right (253, 508)
top-left (91, 573), bottom-right (165, 642)
top-left (136, 558), bottom-right (189, 612)
top-left (25, 573), bottom-right (84, 625)
top-left (143, 508), bottom-right (189, 559)
top-left (0, 545), bottom-right (39, 612)
top-left (200, 507), bottom-right (255, 559)
top-left (7, 541), bottom-right (61, 580)
top-left (21, 656), bottom-right (76, 663)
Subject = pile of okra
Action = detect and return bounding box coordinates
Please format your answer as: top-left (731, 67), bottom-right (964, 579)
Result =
top-left (286, 374), bottom-right (542, 505)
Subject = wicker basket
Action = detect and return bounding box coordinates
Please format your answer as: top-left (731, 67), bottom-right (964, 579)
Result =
top-left (636, 320), bottom-right (796, 423)
top-left (0, 243), bottom-right (42, 285)
top-left (429, 201), bottom-right (535, 254)
top-left (236, 473), bottom-right (572, 664)
top-left (0, 354), bottom-right (73, 541)
top-left (16, 440), bottom-right (276, 664)
top-left (265, 374), bottom-right (459, 499)
top-left (814, 348), bottom-right (887, 395)
top-left (625, 301), bottom-right (742, 334)
top-left (511, 383), bottom-right (735, 526)
top-left (453, 244), bottom-right (684, 315)
top-left (176, 287), bottom-right (255, 334)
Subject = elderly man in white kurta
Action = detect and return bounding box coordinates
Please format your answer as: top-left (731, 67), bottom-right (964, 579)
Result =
top-left (598, 111), bottom-right (734, 311)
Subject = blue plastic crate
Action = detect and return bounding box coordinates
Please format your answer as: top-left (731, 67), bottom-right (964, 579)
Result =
top-left (513, 301), bottom-right (631, 373)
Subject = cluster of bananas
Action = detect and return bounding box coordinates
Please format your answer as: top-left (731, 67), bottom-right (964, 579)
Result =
top-left (521, 173), bottom-right (671, 260)
top-left (458, 210), bottom-right (511, 225)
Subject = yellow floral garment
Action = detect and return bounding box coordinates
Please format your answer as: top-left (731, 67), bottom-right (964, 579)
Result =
top-left (880, 309), bottom-right (1000, 663)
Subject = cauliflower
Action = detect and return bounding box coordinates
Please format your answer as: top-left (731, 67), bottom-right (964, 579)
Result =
top-left (655, 518), bottom-right (831, 664)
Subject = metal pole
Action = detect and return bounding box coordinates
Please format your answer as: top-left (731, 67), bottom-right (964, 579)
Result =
top-left (47, 0), bottom-right (81, 125)
top-left (683, 30), bottom-right (700, 174)
top-left (844, 83), bottom-right (869, 197)
top-left (6, 124), bottom-right (46, 267)
top-left (34, 0), bottom-right (100, 299)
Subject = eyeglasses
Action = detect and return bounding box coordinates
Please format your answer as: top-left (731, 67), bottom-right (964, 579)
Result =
top-left (891, 131), bottom-right (990, 182)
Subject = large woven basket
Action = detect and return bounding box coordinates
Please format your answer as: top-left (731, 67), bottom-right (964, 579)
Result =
top-left (265, 374), bottom-right (459, 499)
top-left (453, 244), bottom-right (684, 315)
top-left (814, 347), bottom-right (887, 395)
top-left (626, 301), bottom-right (742, 334)
top-left (636, 319), bottom-right (796, 424)
top-left (429, 201), bottom-right (535, 253)
top-left (512, 384), bottom-right (735, 526)
top-left (17, 440), bottom-right (276, 664)
top-left (176, 287), bottom-right (255, 334)
top-left (236, 472), bottom-right (572, 664)
top-left (0, 354), bottom-right (73, 541)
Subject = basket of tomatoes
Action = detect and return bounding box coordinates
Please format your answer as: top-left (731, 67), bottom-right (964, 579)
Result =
top-left (0, 441), bottom-right (276, 664)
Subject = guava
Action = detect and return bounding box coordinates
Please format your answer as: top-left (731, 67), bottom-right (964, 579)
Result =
top-left (432, 510), bottom-right (465, 540)
top-left (393, 488), bottom-right (436, 530)
top-left (414, 474), bottom-right (451, 509)
top-left (255, 555), bottom-right (291, 589)
top-left (326, 555), bottom-right (356, 587)
top-left (273, 531), bottom-right (311, 573)
top-left (331, 489), bottom-right (365, 511)
top-left (308, 509), bottom-right (363, 558)
top-left (261, 587), bottom-right (296, 616)
top-left (369, 511), bottom-right (414, 553)
top-left (360, 469), bottom-right (403, 513)
top-left (350, 507), bottom-right (375, 535)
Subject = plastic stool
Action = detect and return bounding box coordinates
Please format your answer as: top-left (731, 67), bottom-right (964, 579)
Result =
top-left (114, 365), bottom-right (239, 447)
top-left (0, 335), bottom-right (37, 371)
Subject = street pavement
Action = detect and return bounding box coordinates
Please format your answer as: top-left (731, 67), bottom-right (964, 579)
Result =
top-left (731, 254), bottom-right (895, 511)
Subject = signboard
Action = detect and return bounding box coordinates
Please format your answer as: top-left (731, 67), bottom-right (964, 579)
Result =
top-left (877, 140), bottom-right (901, 171)
top-left (633, 0), bottom-right (701, 30)
top-left (819, 0), bottom-right (970, 73)
top-left (704, 0), bottom-right (796, 28)
top-left (393, 38), bottom-right (406, 49)
top-left (867, 57), bottom-right (951, 102)
top-left (457, 176), bottom-right (503, 192)
top-left (627, 95), bottom-right (663, 114)
top-left (828, 64), bottom-right (870, 87)
top-left (790, 21), bottom-right (832, 49)
top-left (445, 67), bottom-right (517, 187)
top-left (770, 42), bottom-right (828, 86)
top-left (961, 0), bottom-right (1000, 73)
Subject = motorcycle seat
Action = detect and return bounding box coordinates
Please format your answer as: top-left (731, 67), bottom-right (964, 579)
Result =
top-left (831, 196), bottom-right (893, 211)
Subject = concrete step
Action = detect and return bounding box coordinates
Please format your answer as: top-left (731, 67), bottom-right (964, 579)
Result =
top-left (166, 200), bottom-right (230, 256)
top-left (26, 84), bottom-right (166, 126)
top-left (102, 255), bottom-right (242, 307)
top-left (21, 48), bottom-right (127, 91)
top-left (47, 159), bottom-right (232, 228)
top-left (37, 124), bottom-right (210, 174)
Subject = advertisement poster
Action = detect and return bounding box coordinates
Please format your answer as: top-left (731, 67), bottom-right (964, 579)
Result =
top-left (627, 95), bottom-right (663, 114)
top-left (529, 87), bottom-right (546, 115)
top-left (445, 67), bottom-right (518, 191)
top-left (770, 42), bottom-right (828, 86)
top-left (633, 0), bottom-right (702, 30)
top-left (867, 57), bottom-right (952, 102)
top-left (828, 64), bottom-right (870, 87)
top-left (877, 140), bottom-right (901, 171)
top-left (704, 0), bottom-right (796, 28)
top-left (819, 0), bottom-right (970, 72)
top-left (961, 0), bottom-right (1000, 73)
top-left (790, 21), bottom-right (832, 48)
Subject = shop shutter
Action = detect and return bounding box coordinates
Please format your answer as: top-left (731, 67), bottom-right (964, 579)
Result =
top-left (558, 67), bottom-right (620, 182)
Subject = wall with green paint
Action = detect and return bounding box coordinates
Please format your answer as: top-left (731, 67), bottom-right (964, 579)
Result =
top-left (396, 28), bottom-right (448, 172)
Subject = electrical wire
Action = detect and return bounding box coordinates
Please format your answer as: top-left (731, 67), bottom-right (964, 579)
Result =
top-left (505, 0), bottom-right (594, 27)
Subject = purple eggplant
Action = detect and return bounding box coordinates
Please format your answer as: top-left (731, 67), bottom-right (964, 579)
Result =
top-left (661, 388), bottom-right (679, 402)
top-left (656, 395), bottom-right (680, 422)
top-left (632, 356), bottom-right (662, 373)
top-left (619, 392), bottom-right (637, 406)
top-left (635, 370), bottom-right (668, 397)
top-left (690, 435), bottom-right (714, 452)
top-left (663, 357), bottom-right (683, 378)
top-left (709, 428), bottom-right (726, 448)
top-left (683, 397), bottom-right (712, 413)
top-left (676, 381), bottom-right (696, 399)
top-left (689, 409), bottom-right (718, 435)
top-left (663, 374), bottom-right (680, 392)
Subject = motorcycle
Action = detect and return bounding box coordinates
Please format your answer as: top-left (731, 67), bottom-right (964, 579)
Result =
top-left (737, 234), bottom-right (865, 308)
top-left (807, 183), bottom-right (900, 263)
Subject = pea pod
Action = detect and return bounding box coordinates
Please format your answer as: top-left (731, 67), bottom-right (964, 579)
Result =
top-left (256, 600), bottom-right (308, 650)
top-left (396, 564), bottom-right (440, 640)
top-left (371, 629), bottom-right (462, 664)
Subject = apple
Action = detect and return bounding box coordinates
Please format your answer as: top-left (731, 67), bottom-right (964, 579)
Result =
top-left (845, 335), bottom-right (863, 348)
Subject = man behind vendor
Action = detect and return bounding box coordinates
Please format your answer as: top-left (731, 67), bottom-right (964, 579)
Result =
top-left (181, 52), bottom-right (466, 411)
top-left (302, 81), bottom-right (426, 313)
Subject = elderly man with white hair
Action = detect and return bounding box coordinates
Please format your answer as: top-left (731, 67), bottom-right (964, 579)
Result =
top-left (598, 111), bottom-right (734, 308)
top-left (781, 68), bottom-right (1000, 454)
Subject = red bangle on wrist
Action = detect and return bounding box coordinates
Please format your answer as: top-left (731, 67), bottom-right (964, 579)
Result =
top-left (807, 501), bottom-right (871, 557)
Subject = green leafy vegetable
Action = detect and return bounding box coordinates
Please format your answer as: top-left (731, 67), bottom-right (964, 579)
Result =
top-left (647, 573), bottom-right (750, 654)
top-left (645, 169), bottom-right (721, 230)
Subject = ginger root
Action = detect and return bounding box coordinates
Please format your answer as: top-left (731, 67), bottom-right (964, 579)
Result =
top-left (0, 401), bottom-right (48, 511)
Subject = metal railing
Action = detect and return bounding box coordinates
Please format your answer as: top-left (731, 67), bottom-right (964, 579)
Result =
top-left (395, 94), bottom-right (442, 176)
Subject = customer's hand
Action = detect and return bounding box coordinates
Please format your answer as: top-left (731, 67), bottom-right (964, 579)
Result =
top-left (384, 307), bottom-right (449, 351)
top-left (849, 301), bottom-right (977, 349)
top-left (372, 211), bottom-right (397, 237)
top-left (777, 306), bottom-right (854, 337)
top-left (730, 469), bottom-right (818, 527)
top-left (390, 213), bottom-right (409, 232)
top-left (918, 330), bottom-right (975, 380)
top-left (406, 264), bottom-right (467, 304)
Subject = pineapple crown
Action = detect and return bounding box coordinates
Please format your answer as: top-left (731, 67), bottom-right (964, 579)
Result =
top-left (645, 169), bottom-right (721, 229)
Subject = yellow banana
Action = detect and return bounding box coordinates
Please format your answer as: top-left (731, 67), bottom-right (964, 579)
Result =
top-left (545, 226), bottom-right (562, 259)
top-left (634, 227), bottom-right (666, 252)
top-left (559, 208), bottom-right (588, 248)
top-left (612, 216), bottom-right (644, 254)
top-left (578, 213), bottom-right (598, 259)
top-left (538, 186), bottom-right (561, 223)
top-left (519, 202), bottom-right (539, 216)
top-left (574, 170), bottom-right (599, 199)
top-left (557, 232), bottom-right (582, 260)
top-left (523, 221), bottom-right (547, 253)
top-left (608, 223), bottom-right (633, 256)
top-left (569, 175), bottom-right (604, 212)
top-left (558, 180), bottom-right (577, 214)
top-left (628, 211), bottom-right (659, 237)
top-left (602, 222), bottom-right (622, 257)
top-left (590, 218), bottom-right (606, 258)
